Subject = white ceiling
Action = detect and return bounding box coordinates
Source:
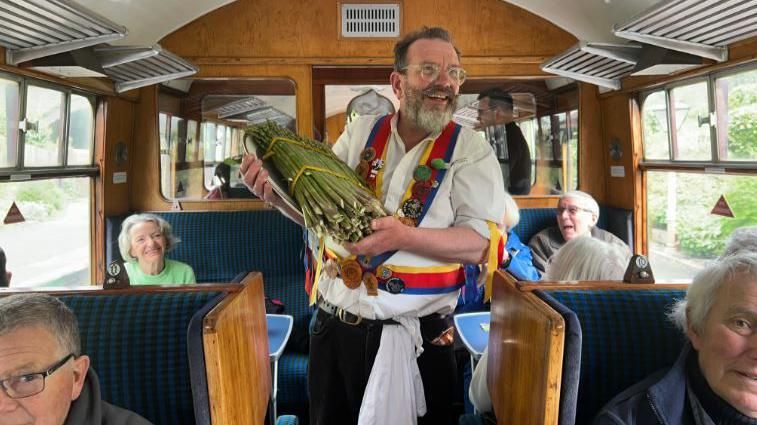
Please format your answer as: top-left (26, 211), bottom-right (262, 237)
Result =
top-left (73, 0), bottom-right (661, 47)
top-left (75, 0), bottom-right (236, 46)
top-left (503, 0), bottom-right (660, 43)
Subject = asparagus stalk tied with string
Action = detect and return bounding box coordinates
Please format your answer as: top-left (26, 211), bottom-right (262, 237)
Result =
top-left (245, 121), bottom-right (387, 243)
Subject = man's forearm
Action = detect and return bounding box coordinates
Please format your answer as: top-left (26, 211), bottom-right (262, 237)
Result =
top-left (402, 225), bottom-right (489, 264)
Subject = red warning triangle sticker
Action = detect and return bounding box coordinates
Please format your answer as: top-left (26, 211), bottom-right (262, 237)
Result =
top-left (711, 195), bottom-right (735, 218)
top-left (4, 202), bottom-right (26, 224)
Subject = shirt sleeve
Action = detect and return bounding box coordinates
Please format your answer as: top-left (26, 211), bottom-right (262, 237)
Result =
top-left (451, 130), bottom-right (506, 239)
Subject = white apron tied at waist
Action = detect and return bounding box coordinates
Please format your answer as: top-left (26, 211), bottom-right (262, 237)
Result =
top-left (358, 316), bottom-right (426, 425)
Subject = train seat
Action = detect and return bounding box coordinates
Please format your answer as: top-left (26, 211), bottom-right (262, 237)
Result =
top-left (536, 286), bottom-right (686, 424)
top-left (513, 205), bottom-right (633, 248)
top-left (488, 271), bottom-right (687, 425)
top-left (106, 210), bottom-right (312, 415)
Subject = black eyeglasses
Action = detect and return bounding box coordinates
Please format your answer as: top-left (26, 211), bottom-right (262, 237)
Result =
top-left (0, 353), bottom-right (75, 399)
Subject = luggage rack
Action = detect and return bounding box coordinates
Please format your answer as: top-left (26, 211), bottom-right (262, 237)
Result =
top-left (0, 0), bottom-right (127, 65)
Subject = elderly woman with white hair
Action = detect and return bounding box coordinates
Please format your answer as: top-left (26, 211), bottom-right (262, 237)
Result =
top-left (528, 190), bottom-right (630, 275)
top-left (594, 252), bottom-right (757, 424)
top-left (722, 226), bottom-right (757, 257)
top-left (117, 213), bottom-right (196, 285)
top-left (546, 237), bottom-right (630, 281)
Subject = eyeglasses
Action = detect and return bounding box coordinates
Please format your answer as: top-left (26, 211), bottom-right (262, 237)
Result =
top-left (400, 63), bottom-right (467, 85)
top-left (556, 206), bottom-right (593, 216)
top-left (0, 353), bottom-right (74, 399)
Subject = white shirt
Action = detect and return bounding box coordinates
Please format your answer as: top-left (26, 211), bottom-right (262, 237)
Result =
top-left (316, 114), bottom-right (506, 319)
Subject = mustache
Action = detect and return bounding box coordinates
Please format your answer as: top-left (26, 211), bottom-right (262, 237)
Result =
top-left (422, 85), bottom-right (457, 99)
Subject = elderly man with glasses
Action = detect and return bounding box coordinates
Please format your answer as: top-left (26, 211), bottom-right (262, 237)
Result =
top-left (528, 190), bottom-right (630, 276)
top-left (241, 26), bottom-right (505, 425)
top-left (0, 294), bottom-right (152, 425)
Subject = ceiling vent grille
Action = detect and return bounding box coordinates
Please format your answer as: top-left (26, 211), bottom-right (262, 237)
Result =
top-left (614, 0), bottom-right (757, 62)
top-left (541, 42), bottom-right (641, 90)
top-left (0, 0), bottom-right (127, 65)
top-left (341, 3), bottom-right (400, 38)
top-left (94, 45), bottom-right (198, 93)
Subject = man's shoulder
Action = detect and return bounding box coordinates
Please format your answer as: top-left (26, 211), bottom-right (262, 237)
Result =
top-left (592, 369), bottom-right (667, 425)
top-left (101, 401), bottom-right (154, 425)
top-left (529, 226), bottom-right (562, 245)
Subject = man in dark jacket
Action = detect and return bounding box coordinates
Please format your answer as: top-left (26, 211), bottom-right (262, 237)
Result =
top-left (0, 294), bottom-right (152, 425)
top-left (594, 252), bottom-right (757, 424)
top-left (477, 87), bottom-right (532, 195)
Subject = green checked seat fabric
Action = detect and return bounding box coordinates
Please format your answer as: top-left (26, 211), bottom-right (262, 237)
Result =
top-left (537, 289), bottom-right (687, 425)
top-left (61, 291), bottom-right (222, 425)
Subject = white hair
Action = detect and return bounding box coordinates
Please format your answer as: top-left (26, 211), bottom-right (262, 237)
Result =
top-left (502, 192), bottom-right (520, 231)
top-left (546, 236), bottom-right (630, 281)
top-left (721, 226), bottom-right (757, 258)
top-left (118, 213), bottom-right (180, 262)
top-left (559, 190), bottom-right (600, 220)
top-left (669, 252), bottom-right (757, 334)
top-left (0, 294), bottom-right (81, 356)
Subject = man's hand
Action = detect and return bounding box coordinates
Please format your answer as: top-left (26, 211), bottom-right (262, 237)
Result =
top-left (240, 154), bottom-right (277, 204)
top-left (344, 216), bottom-right (407, 257)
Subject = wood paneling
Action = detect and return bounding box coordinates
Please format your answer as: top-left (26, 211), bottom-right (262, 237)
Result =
top-left (578, 83), bottom-right (606, 204)
top-left (489, 271), bottom-right (564, 425)
top-left (103, 97), bottom-right (135, 216)
top-left (600, 93), bottom-right (635, 209)
top-left (203, 272), bottom-right (270, 425)
top-left (160, 0), bottom-right (575, 63)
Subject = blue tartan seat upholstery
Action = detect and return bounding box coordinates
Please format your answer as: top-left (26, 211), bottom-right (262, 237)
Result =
top-left (537, 289), bottom-right (687, 425)
top-left (512, 206), bottom-right (633, 247)
top-left (106, 209), bottom-right (312, 415)
top-left (276, 414), bottom-right (300, 425)
top-left (61, 291), bottom-right (222, 425)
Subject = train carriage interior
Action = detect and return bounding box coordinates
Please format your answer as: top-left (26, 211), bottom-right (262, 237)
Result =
top-left (0, 0), bottom-right (755, 424)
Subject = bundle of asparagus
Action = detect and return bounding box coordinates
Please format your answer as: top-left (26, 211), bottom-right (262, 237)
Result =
top-left (245, 121), bottom-right (387, 243)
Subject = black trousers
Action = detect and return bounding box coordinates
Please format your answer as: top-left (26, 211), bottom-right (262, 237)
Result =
top-left (308, 308), bottom-right (457, 425)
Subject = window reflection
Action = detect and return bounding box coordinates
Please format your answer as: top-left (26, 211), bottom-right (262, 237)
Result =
top-left (158, 79), bottom-right (297, 200)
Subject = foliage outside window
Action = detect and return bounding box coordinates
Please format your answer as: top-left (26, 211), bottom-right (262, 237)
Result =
top-left (0, 72), bottom-right (96, 288)
top-left (641, 64), bottom-right (757, 280)
top-left (158, 78), bottom-right (297, 201)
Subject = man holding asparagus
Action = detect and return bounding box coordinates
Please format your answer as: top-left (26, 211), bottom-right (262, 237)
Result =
top-left (241, 26), bottom-right (505, 425)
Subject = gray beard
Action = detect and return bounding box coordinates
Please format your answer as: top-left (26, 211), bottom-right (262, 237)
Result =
top-left (403, 86), bottom-right (457, 134)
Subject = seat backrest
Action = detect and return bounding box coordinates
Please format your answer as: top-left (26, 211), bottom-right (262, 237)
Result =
top-left (60, 290), bottom-right (224, 425)
top-left (539, 288), bottom-right (687, 425)
top-left (105, 210), bottom-right (311, 351)
top-left (512, 206), bottom-right (633, 247)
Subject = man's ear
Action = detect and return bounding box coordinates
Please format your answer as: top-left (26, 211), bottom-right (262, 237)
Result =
top-left (687, 322), bottom-right (703, 351)
top-left (390, 71), bottom-right (403, 99)
top-left (590, 213), bottom-right (599, 226)
top-left (70, 355), bottom-right (90, 401)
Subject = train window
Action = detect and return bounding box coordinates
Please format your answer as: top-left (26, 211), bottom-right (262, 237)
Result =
top-left (0, 77), bottom-right (20, 168)
top-left (642, 63), bottom-right (757, 279)
top-left (0, 73), bottom-right (97, 287)
top-left (715, 67), bottom-right (757, 162)
top-left (24, 85), bottom-right (66, 167)
top-left (0, 177), bottom-right (91, 287)
top-left (646, 171), bottom-right (756, 280)
top-left (67, 94), bottom-right (95, 166)
top-left (641, 91), bottom-right (670, 160)
top-left (670, 81), bottom-right (711, 161)
top-left (157, 78), bottom-right (296, 201)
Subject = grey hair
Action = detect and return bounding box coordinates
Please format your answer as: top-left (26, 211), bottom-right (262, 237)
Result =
top-left (393, 26), bottom-right (460, 72)
top-left (502, 192), bottom-right (520, 231)
top-left (668, 252), bottom-right (757, 334)
top-left (721, 226), bottom-right (757, 258)
top-left (118, 213), bottom-right (180, 262)
top-left (546, 236), bottom-right (630, 281)
top-left (0, 294), bottom-right (81, 355)
top-left (559, 190), bottom-right (600, 220)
